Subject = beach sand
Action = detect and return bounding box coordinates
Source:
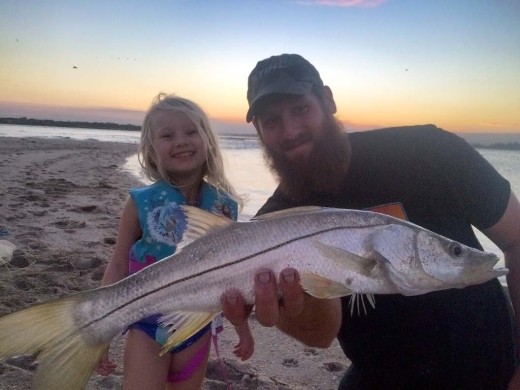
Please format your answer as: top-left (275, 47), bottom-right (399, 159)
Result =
top-left (0, 136), bottom-right (349, 389)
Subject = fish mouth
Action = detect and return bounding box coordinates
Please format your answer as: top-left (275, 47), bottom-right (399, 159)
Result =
top-left (480, 253), bottom-right (506, 273)
top-left (461, 252), bottom-right (508, 282)
top-left (419, 250), bottom-right (508, 290)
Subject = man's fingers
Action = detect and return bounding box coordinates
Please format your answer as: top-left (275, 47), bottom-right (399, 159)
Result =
top-left (254, 269), bottom-right (279, 327)
top-left (279, 268), bottom-right (304, 317)
top-left (223, 268), bottom-right (304, 329)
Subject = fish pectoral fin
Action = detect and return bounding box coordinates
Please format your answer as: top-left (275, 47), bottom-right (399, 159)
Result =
top-left (178, 206), bottom-right (234, 250)
top-left (300, 272), bottom-right (352, 299)
top-left (310, 239), bottom-right (377, 277)
top-left (252, 206), bottom-right (324, 220)
top-left (159, 311), bottom-right (217, 355)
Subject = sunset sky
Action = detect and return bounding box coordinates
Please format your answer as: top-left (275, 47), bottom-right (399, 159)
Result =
top-left (1, 0), bottom-right (519, 134)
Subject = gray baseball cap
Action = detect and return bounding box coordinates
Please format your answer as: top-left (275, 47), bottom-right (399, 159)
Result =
top-left (246, 54), bottom-right (324, 122)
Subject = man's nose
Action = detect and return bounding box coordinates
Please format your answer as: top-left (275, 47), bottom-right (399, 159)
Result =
top-left (281, 117), bottom-right (301, 140)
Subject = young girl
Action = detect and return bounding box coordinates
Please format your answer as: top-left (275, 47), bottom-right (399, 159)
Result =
top-left (97, 93), bottom-right (254, 389)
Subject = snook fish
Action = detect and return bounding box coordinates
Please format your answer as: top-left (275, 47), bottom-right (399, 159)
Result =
top-left (0, 206), bottom-right (507, 389)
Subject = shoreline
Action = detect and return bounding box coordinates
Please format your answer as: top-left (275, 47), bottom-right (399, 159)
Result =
top-left (0, 136), bottom-right (348, 389)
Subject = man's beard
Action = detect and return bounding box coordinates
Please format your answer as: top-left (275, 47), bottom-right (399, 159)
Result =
top-left (261, 115), bottom-right (351, 202)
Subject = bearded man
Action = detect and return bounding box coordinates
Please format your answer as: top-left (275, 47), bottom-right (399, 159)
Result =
top-left (223, 53), bottom-right (520, 389)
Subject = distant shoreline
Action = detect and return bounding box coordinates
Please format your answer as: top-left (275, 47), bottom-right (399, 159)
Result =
top-left (0, 116), bottom-right (141, 131)
top-left (0, 117), bottom-right (259, 140)
top-left (473, 143), bottom-right (520, 151)
top-left (1, 117), bottom-right (519, 149)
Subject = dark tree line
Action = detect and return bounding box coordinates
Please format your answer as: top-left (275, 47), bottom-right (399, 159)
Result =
top-left (0, 117), bottom-right (140, 131)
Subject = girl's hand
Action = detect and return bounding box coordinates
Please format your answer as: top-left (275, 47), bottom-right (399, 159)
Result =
top-left (96, 351), bottom-right (117, 376)
top-left (233, 324), bottom-right (255, 361)
top-left (233, 336), bottom-right (254, 361)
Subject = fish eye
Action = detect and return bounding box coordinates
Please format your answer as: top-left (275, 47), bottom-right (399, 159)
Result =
top-left (449, 243), bottom-right (463, 257)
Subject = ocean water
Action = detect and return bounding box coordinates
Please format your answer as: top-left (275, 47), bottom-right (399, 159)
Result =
top-left (1, 124), bottom-right (519, 285)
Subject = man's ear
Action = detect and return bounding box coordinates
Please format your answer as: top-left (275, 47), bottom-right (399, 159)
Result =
top-left (323, 86), bottom-right (337, 114)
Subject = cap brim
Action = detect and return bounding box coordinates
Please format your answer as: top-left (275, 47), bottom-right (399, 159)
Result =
top-left (246, 80), bottom-right (313, 122)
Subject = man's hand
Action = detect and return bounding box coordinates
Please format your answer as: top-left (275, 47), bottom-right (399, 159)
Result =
top-left (221, 268), bottom-right (304, 327)
top-left (221, 267), bottom-right (341, 348)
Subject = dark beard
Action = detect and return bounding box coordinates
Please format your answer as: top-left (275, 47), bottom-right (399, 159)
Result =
top-left (261, 116), bottom-right (351, 202)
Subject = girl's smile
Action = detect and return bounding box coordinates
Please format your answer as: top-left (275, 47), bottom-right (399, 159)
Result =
top-left (150, 110), bottom-right (206, 186)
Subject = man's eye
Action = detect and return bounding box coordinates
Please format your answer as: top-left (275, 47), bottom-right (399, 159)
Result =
top-left (294, 105), bottom-right (309, 115)
top-left (262, 118), bottom-right (277, 128)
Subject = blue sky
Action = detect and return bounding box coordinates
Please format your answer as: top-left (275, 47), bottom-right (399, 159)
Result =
top-left (0, 0), bottom-right (519, 134)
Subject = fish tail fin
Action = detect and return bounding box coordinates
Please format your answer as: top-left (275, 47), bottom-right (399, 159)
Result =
top-left (0, 296), bottom-right (108, 390)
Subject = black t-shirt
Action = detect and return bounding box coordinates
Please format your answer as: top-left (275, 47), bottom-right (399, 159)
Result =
top-left (257, 125), bottom-right (517, 389)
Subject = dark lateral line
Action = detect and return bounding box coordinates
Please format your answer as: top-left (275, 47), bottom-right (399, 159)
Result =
top-left (83, 225), bottom-right (350, 329)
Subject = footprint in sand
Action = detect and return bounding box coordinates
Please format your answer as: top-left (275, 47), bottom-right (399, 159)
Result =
top-left (54, 219), bottom-right (86, 229)
top-left (70, 257), bottom-right (102, 270)
top-left (9, 254), bottom-right (31, 269)
top-left (103, 237), bottom-right (116, 245)
top-left (323, 361), bottom-right (347, 373)
top-left (282, 358), bottom-right (299, 368)
top-left (76, 205), bottom-right (98, 212)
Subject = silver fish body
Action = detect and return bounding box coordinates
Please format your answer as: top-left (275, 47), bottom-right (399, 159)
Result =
top-left (0, 206), bottom-right (506, 389)
top-left (79, 206), bottom-right (503, 343)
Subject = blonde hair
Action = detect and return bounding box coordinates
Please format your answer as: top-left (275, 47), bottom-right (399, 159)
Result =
top-left (138, 93), bottom-right (243, 209)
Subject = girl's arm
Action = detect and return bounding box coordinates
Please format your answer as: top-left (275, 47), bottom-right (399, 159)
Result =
top-left (96, 197), bottom-right (142, 376)
top-left (101, 197), bottom-right (142, 286)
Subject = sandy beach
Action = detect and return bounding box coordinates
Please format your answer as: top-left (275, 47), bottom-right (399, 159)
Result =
top-left (0, 136), bottom-right (349, 389)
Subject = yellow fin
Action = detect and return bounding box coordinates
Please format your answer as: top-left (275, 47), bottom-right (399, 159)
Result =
top-left (310, 240), bottom-right (376, 277)
top-left (300, 272), bottom-right (353, 299)
top-left (252, 206), bottom-right (324, 220)
top-left (35, 335), bottom-right (108, 390)
top-left (0, 296), bottom-right (109, 390)
top-left (160, 311), bottom-right (217, 355)
top-left (178, 206), bottom-right (234, 250)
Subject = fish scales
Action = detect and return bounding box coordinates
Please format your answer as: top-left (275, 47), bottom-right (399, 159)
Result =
top-left (0, 206), bottom-right (506, 390)
top-left (76, 208), bottom-right (388, 343)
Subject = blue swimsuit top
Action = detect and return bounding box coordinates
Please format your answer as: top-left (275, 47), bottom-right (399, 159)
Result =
top-left (128, 180), bottom-right (237, 274)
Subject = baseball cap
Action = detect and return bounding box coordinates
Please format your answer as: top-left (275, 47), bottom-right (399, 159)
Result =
top-left (246, 54), bottom-right (324, 122)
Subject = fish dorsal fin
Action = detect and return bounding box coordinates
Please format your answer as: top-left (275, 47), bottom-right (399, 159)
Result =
top-left (300, 272), bottom-right (352, 299)
top-left (178, 205), bottom-right (234, 250)
top-left (159, 311), bottom-right (218, 355)
top-left (252, 206), bottom-right (324, 221)
top-left (310, 240), bottom-right (377, 277)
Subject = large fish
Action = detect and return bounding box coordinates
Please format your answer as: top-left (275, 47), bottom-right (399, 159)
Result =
top-left (0, 206), bottom-right (507, 389)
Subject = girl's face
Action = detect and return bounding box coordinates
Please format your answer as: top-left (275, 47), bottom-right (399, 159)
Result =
top-left (150, 110), bottom-right (206, 185)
